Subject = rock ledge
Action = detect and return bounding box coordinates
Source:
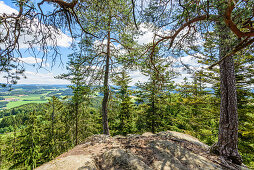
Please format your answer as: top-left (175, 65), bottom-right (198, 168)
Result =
top-left (36, 131), bottom-right (249, 170)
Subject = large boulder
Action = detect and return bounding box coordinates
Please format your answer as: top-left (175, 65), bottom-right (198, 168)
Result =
top-left (101, 149), bottom-right (152, 170)
top-left (36, 131), bottom-right (249, 170)
top-left (36, 155), bottom-right (97, 170)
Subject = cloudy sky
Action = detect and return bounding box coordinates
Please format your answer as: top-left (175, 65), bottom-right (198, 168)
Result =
top-left (0, 0), bottom-right (201, 86)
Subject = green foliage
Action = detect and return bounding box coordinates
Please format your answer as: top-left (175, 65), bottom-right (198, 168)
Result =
top-left (10, 111), bottom-right (40, 169)
top-left (0, 101), bottom-right (8, 109)
top-left (110, 70), bottom-right (136, 136)
top-left (0, 80), bottom-right (253, 168)
top-left (136, 48), bottom-right (175, 133)
top-left (1, 0), bottom-right (254, 168)
top-left (0, 134), bottom-right (3, 169)
top-left (194, 30), bottom-right (254, 166)
top-left (58, 51), bottom-right (96, 145)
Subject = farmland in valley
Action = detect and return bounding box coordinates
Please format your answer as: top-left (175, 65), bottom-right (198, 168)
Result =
top-left (0, 85), bottom-right (72, 110)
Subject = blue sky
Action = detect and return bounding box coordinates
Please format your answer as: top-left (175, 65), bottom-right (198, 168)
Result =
top-left (0, 0), bottom-right (77, 84)
top-left (0, 0), bottom-right (201, 86)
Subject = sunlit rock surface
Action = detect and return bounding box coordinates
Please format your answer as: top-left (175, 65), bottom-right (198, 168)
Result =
top-left (36, 131), bottom-right (249, 170)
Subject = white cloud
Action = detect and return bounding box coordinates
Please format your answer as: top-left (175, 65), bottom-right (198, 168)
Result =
top-left (9, 69), bottom-right (146, 86)
top-left (129, 70), bottom-right (148, 86)
top-left (180, 55), bottom-right (196, 65)
top-left (136, 24), bottom-right (155, 45)
top-left (56, 33), bottom-right (72, 47)
top-left (18, 57), bottom-right (42, 64)
top-left (18, 71), bottom-right (70, 85)
top-left (0, 1), bottom-right (72, 49)
top-left (179, 53), bottom-right (207, 70)
top-left (0, 1), bottom-right (18, 15)
top-left (0, 70), bottom-right (70, 85)
top-left (135, 22), bottom-right (203, 49)
top-left (16, 57), bottom-right (50, 67)
top-left (135, 23), bottom-right (169, 45)
top-left (171, 54), bottom-right (208, 84)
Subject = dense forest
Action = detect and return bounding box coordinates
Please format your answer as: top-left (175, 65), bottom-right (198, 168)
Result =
top-left (0, 0), bottom-right (254, 169)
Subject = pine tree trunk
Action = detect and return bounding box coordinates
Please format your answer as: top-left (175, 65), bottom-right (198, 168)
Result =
top-left (101, 15), bottom-right (111, 135)
top-left (151, 79), bottom-right (155, 133)
top-left (0, 148), bottom-right (2, 169)
top-left (75, 101), bottom-right (78, 145)
top-left (151, 99), bottom-right (155, 133)
top-left (52, 98), bottom-right (55, 143)
top-left (210, 20), bottom-right (242, 165)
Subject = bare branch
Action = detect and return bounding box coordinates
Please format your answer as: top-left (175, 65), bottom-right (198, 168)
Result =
top-left (131, 0), bottom-right (139, 30)
top-left (38, 0), bottom-right (78, 9)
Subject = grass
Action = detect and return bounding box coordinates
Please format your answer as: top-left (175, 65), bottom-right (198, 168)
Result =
top-left (2, 96), bottom-right (17, 99)
top-left (6, 100), bottom-right (48, 109)
top-left (2, 94), bottom-right (50, 109)
top-left (1, 87), bottom-right (70, 110)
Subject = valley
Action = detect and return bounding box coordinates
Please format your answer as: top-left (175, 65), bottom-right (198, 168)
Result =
top-left (0, 85), bottom-right (72, 110)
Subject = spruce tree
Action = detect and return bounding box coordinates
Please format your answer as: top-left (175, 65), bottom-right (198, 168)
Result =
top-left (57, 54), bottom-right (91, 145)
top-left (41, 96), bottom-right (68, 162)
top-left (136, 48), bottom-right (175, 133)
top-left (111, 70), bottom-right (135, 135)
top-left (10, 111), bottom-right (40, 169)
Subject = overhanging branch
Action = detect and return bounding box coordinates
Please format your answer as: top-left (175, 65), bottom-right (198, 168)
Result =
top-left (38, 0), bottom-right (78, 9)
top-left (224, 0), bottom-right (254, 38)
top-left (208, 37), bottom-right (254, 69)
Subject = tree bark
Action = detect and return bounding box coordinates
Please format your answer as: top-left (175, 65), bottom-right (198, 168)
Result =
top-left (75, 101), bottom-right (78, 145)
top-left (52, 98), bottom-right (55, 142)
top-left (151, 79), bottom-right (155, 133)
top-left (210, 20), bottom-right (242, 165)
top-left (151, 98), bottom-right (155, 133)
top-left (101, 14), bottom-right (111, 135)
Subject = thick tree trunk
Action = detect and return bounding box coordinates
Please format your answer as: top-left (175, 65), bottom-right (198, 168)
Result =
top-left (101, 17), bottom-right (111, 135)
top-left (210, 20), bottom-right (242, 165)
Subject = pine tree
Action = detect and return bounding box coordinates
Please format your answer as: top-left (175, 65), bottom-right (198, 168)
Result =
top-left (111, 70), bottom-right (135, 135)
top-left (57, 54), bottom-right (91, 145)
top-left (177, 77), bottom-right (192, 98)
top-left (197, 24), bottom-right (254, 166)
top-left (136, 48), bottom-right (175, 133)
top-left (40, 96), bottom-right (69, 162)
top-left (77, 0), bottom-right (138, 135)
top-left (10, 111), bottom-right (40, 169)
top-left (234, 53), bottom-right (254, 167)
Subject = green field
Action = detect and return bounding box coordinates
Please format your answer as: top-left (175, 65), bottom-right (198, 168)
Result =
top-left (0, 94), bottom-right (49, 109)
top-left (0, 85), bottom-right (71, 110)
top-left (6, 100), bottom-right (49, 109)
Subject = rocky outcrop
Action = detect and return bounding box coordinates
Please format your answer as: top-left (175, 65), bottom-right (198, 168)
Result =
top-left (36, 131), bottom-right (249, 170)
top-left (36, 155), bottom-right (97, 170)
